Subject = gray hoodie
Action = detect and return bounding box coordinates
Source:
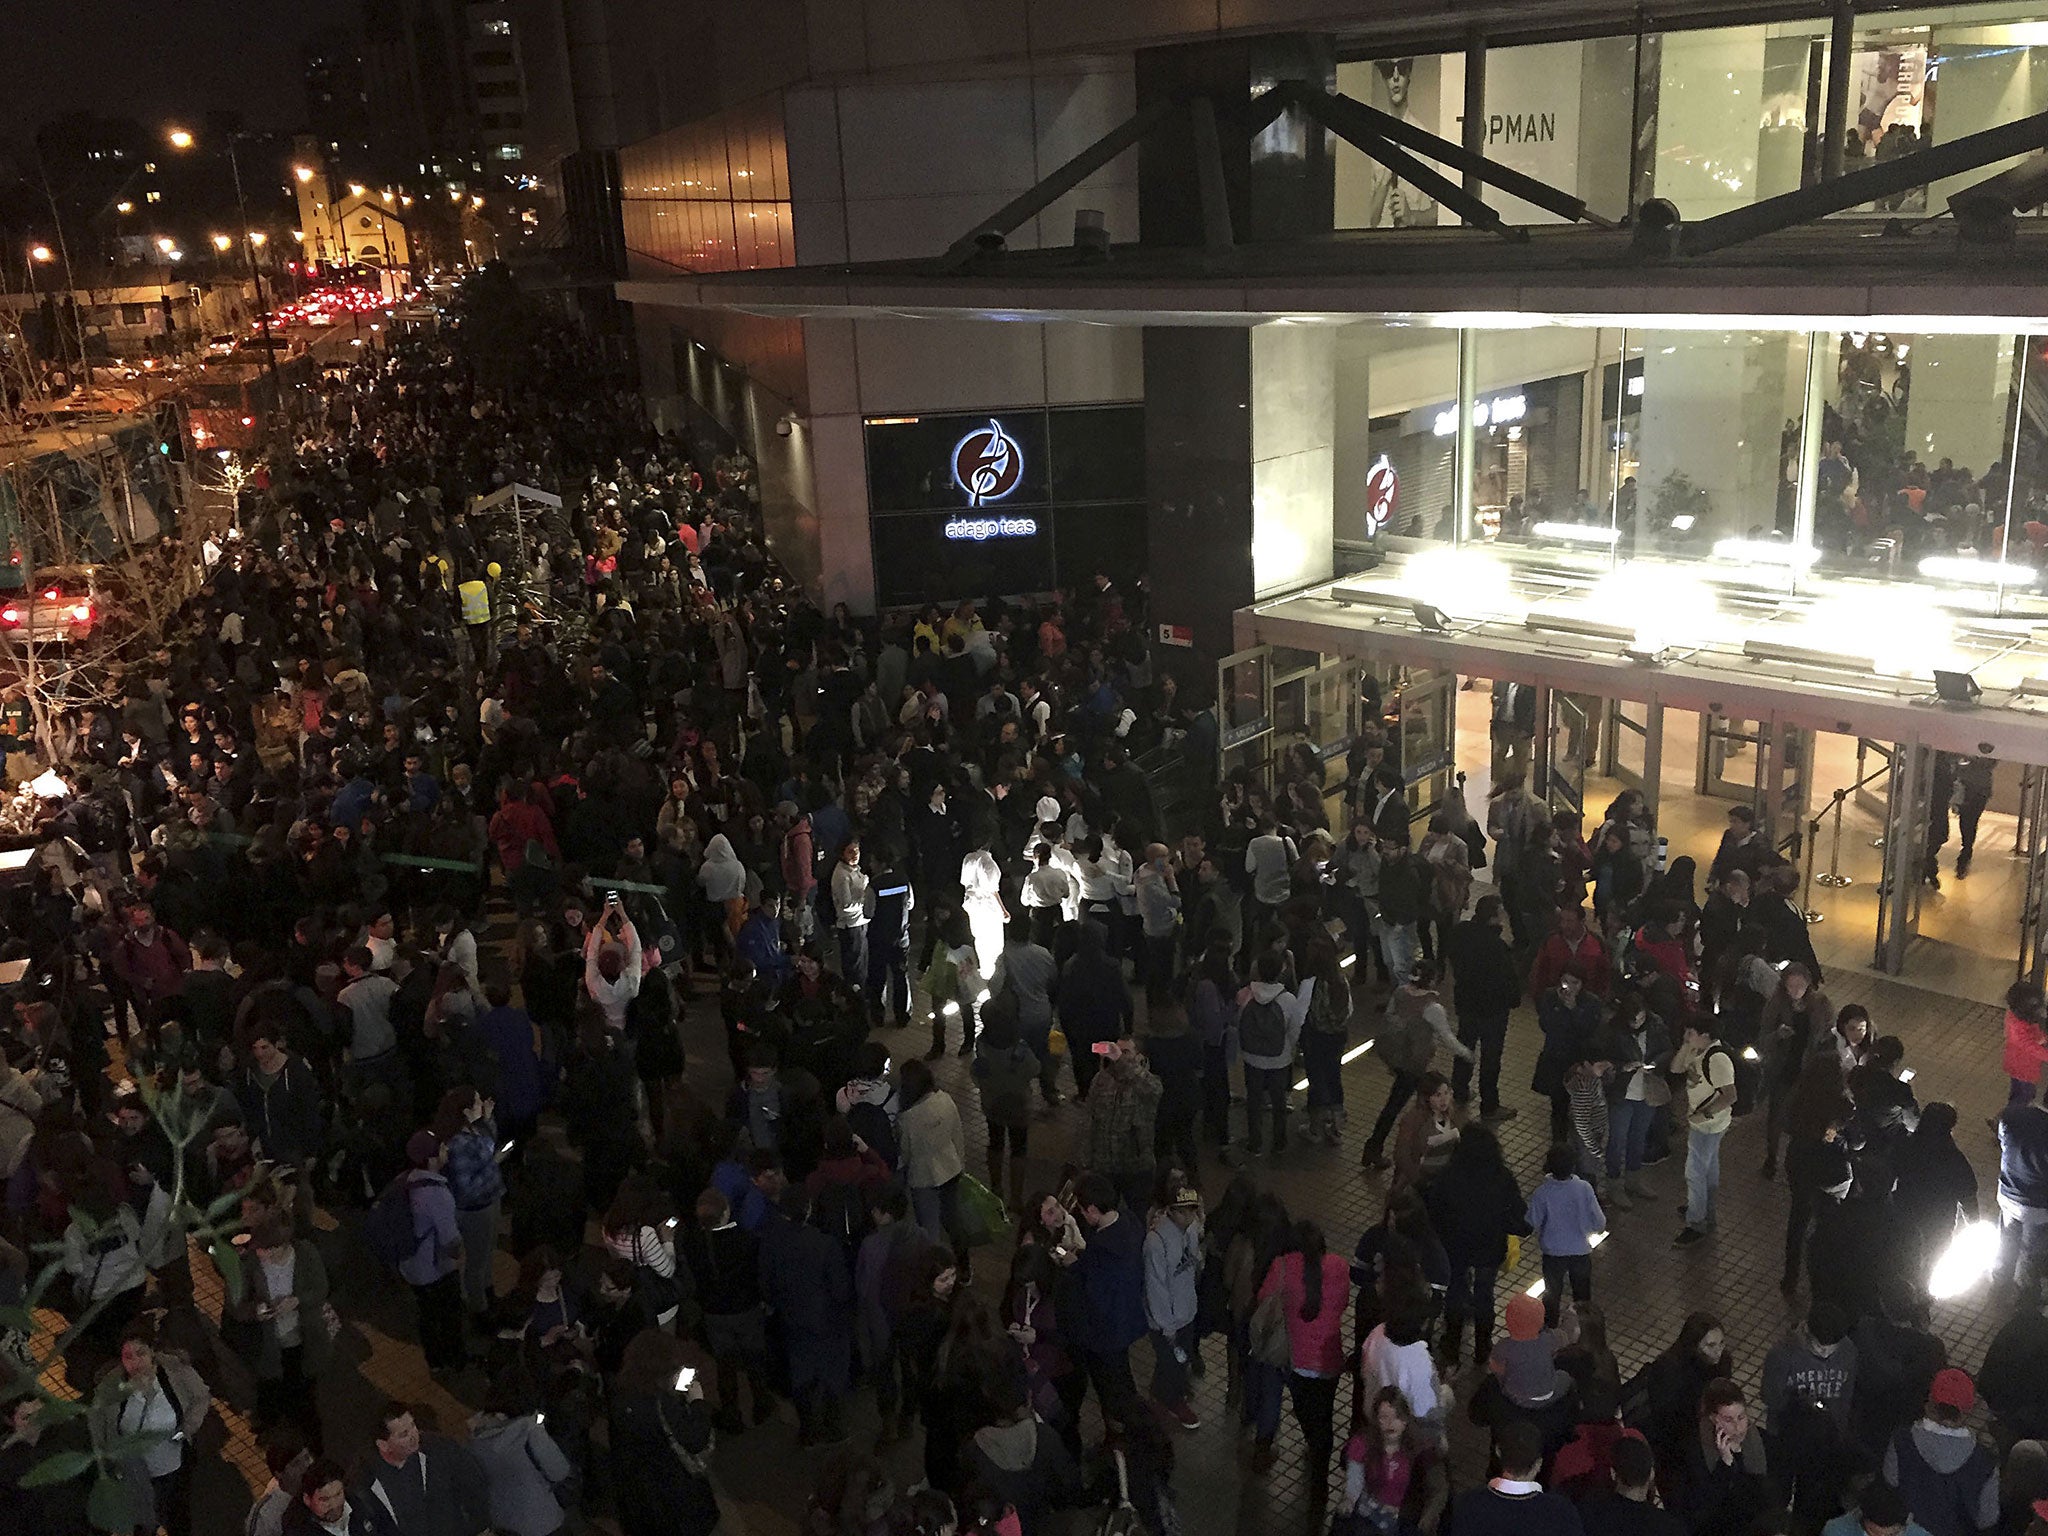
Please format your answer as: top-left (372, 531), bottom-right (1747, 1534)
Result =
top-left (1881, 1420), bottom-right (2000, 1533)
top-left (465, 1411), bottom-right (572, 1536)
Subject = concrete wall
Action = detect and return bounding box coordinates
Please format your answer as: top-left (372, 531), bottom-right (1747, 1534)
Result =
top-left (1904, 332), bottom-right (2016, 481)
top-left (1252, 321), bottom-right (1336, 596)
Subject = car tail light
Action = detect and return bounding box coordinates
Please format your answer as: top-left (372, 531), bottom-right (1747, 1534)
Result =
top-left (42, 589), bottom-right (56, 601)
top-left (69, 604), bottom-right (91, 624)
top-left (0, 609), bottom-right (18, 627)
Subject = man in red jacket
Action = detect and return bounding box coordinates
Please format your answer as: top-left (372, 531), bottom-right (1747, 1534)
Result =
top-left (1529, 904), bottom-right (1611, 1000)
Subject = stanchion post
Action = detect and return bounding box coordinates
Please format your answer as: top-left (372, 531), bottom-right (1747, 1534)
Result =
top-left (1816, 787), bottom-right (1853, 887)
top-left (1800, 815), bottom-right (1825, 923)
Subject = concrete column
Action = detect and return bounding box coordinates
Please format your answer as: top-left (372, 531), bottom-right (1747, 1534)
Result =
top-left (1144, 328), bottom-right (1252, 671)
top-left (1252, 320), bottom-right (1337, 597)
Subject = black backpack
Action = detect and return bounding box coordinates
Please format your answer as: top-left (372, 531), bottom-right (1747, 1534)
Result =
top-left (1238, 996), bottom-right (1287, 1059)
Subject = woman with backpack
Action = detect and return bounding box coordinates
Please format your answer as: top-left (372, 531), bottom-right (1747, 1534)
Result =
top-left (1360, 963), bottom-right (1473, 1172)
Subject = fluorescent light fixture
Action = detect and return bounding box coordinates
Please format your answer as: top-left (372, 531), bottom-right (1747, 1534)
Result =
top-left (1526, 609), bottom-right (1635, 643)
top-left (1329, 585), bottom-right (1417, 613)
top-left (1525, 1277), bottom-right (1545, 1297)
top-left (1713, 539), bottom-right (1820, 567)
top-left (1919, 555), bottom-right (2044, 586)
top-left (1404, 547), bottom-right (1515, 617)
top-left (1742, 637), bottom-right (1876, 673)
top-left (1531, 521), bottom-right (1621, 545)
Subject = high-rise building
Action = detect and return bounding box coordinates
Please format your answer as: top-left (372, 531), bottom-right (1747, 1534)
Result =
top-left (303, 29), bottom-right (374, 168)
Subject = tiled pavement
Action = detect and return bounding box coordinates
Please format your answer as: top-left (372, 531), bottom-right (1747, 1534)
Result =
top-left (129, 906), bottom-right (2020, 1536)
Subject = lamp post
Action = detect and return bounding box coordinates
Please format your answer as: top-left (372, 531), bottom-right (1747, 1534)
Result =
top-left (168, 127), bottom-right (280, 411)
top-left (25, 245), bottom-right (54, 384)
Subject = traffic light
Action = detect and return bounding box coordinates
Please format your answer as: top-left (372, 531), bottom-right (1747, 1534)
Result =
top-left (153, 400), bottom-right (186, 462)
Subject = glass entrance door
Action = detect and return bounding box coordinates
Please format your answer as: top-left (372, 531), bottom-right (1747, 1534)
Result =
top-left (1394, 669), bottom-right (1457, 830)
top-left (1216, 646), bottom-right (1273, 793)
top-left (1600, 698), bottom-right (1664, 822)
top-left (1875, 741), bottom-right (1933, 974)
top-left (1548, 691), bottom-right (1590, 823)
top-left (2018, 766), bottom-right (2048, 987)
top-left (1697, 714), bottom-right (1765, 802)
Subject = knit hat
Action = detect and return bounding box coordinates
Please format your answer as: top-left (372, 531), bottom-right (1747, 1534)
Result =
top-left (1929, 1366), bottom-right (1975, 1413)
top-left (406, 1129), bottom-right (443, 1168)
top-left (1504, 1293), bottom-right (1545, 1341)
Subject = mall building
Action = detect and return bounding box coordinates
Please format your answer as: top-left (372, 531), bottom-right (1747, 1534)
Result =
top-left (606, 0), bottom-right (2048, 996)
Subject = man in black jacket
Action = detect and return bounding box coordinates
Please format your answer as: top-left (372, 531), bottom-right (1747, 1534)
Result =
top-left (351, 1405), bottom-right (488, 1536)
top-left (235, 1026), bottom-right (326, 1178)
top-left (1444, 895), bottom-right (1521, 1122)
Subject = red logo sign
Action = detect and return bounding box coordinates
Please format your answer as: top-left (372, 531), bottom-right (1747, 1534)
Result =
top-left (952, 419), bottom-right (1023, 506)
top-left (1365, 455), bottom-right (1398, 535)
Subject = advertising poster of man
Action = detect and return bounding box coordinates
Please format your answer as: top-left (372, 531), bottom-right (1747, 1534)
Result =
top-left (1365, 57), bottom-right (1441, 227)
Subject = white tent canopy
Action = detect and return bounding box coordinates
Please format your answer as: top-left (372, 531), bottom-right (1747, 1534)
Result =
top-left (467, 482), bottom-right (562, 516)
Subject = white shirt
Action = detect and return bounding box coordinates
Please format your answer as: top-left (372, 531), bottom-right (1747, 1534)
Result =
top-left (961, 850), bottom-right (1003, 906)
top-left (120, 1378), bottom-right (183, 1477)
top-left (260, 1249), bottom-right (301, 1347)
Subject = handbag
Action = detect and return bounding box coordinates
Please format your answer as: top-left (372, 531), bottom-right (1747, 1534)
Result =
top-left (1045, 1026), bottom-right (1069, 1057)
top-left (1093, 1449), bottom-right (1144, 1536)
top-left (1248, 1288), bottom-right (1293, 1369)
top-left (956, 1173), bottom-right (1009, 1248)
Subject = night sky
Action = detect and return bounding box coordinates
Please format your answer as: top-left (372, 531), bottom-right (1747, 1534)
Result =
top-left (0, 0), bottom-right (334, 142)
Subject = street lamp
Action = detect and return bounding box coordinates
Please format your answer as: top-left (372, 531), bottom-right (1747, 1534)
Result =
top-left (348, 183), bottom-right (365, 198)
top-left (293, 166), bottom-right (314, 183)
top-left (248, 231), bottom-right (266, 247)
top-left (115, 201), bottom-right (133, 214)
top-left (28, 245), bottom-right (52, 264)
top-left (168, 126), bottom-right (279, 401)
top-left (155, 237), bottom-right (174, 256)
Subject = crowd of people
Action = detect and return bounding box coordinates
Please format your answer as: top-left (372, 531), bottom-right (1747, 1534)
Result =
top-left (0, 273), bottom-right (2042, 1536)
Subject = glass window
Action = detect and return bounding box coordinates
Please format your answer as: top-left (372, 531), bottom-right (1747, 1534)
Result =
top-left (1333, 321), bottom-right (1460, 557)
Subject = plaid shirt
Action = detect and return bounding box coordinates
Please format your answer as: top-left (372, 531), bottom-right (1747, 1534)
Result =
top-left (444, 1121), bottom-right (504, 1212)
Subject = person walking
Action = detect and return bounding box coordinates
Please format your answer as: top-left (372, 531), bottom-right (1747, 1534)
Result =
top-left (1672, 1019), bottom-right (1738, 1248)
top-left (972, 1005), bottom-right (1040, 1210)
top-left (1362, 962), bottom-right (1473, 1171)
top-left (1143, 1185), bottom-right (1204, 1430)
top-left (1069, 1171), bottom-right (1147, 1431)
top-left (1252, 1220), bottom-right (1352, 1509)
top-left (830, 837), bottom-right (871, 991)
top-left (1445, 894), bottom-right (1521, 1122)
top-left (1187, 935), bottom-right (1240, 1151)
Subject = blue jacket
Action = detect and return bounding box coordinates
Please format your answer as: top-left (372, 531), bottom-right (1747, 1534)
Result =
top-left (473, 1006), bottom-right (552, 1123)
top-left (1527, 1176), bottom-right (1606, 1258)
top-left (736, 911), bottom-right (791, 985)
top-left (1073, 1210), bottom-right (1147, 1354)
top-left (444, 1122), bottom-right (505, 1212)
top-left (2000, 1102), bottom-right (2048, 1212)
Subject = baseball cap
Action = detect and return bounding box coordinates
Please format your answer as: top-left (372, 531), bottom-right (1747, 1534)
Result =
top-left (1929, 1367), bottom-right (1975, 1413)
top-left (406, 1129), bottom-right (443, 1168)
top-left (1169, 1187), bottom-right (1201, 1209)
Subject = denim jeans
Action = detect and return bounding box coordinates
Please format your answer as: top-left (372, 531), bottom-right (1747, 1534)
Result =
top-left (910, 1177), bottom-right (964, 1256)
top-left (1608, 1097), bottom-right (1656, 1178)
top-left (1685, 1126), bottom-right (1724, 1230)
top-left (1242, 1063), bottom-right (1291, 1152)
top-left (1247, 1359), bottom-right (1286, 1439)
top-left (1376, 920), bottom-right (1419, 988)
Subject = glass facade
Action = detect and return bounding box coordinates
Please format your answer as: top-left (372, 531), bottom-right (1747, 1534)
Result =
top-left (617, 98), bottom-right (792, 278)
top-left (1333, 317), bottom-right (2048, 618)
top-left (1332, 5), bottom-right (2048, 230)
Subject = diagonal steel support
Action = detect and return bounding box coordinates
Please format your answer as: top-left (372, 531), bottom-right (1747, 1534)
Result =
top-left (938, 95), bottom-right (1180, 270)
top-left (1188, 96), bottom-right (1235, 251)
top-left (1284, 82), bottom-right (1521, 240)
top-left (1682, 106), bottom-right (2048, 254)
top-left (1314, 85), bottom-right (1604, 226)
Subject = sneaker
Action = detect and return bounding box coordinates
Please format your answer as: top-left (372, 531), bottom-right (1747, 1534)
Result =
top-left (1360, 1151), bottom-right (1390, 1171)
top-left (1480, 1106), bottom-right (1519, 1123)
top-left (1167, 1399), bottom-right (1201, 1430)
top-left (1673, 1226), bottom-right (1707, 1247)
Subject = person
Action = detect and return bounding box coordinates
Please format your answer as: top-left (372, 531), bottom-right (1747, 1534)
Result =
top-left (1759, 963), bottom-right (1833, 1178)
top-left (1997, 1062), bottom-right (2048, 1306)
top-left (1445, 894), bottom-right (1521, 1122)
top-left (1427, 1123), bottom-right (1527, 1370)
top-left (898, 1057), bottom-right (969, 1264)
top-left (1578, 1432), bottom-right (1684, 1535)
top-left (2005, 982), bottom-right (2048, 1107)
top-left (1142, 1184), bottom-right (1204, 1430)
top-left (0, 1392), bottom-right (93, 1536)
top-left (282, 1461), bottom-right (374, 1536)
top-left (972, 1005), bottom-right (1041, 1210)
top-left (1236, 948), bottom-right (1313, 1157)
top-left (962, 1374), bottom-right (1081, 1536)
top-left (1607, 991), bottom-right (1670, 1200)
top-left (1489, 1291), bottom-right (1569, 1413)
top-left (1881, 1367), bottom-right (1999, 1536)
top-left (465, 1370), bottom-right (575, 1536)
top-left (1894, 1103), bottom-right (1979, 1294)
top-left (223, 1214), bottom-right (330, 1451)
top-left (1672, 1018), bottom-right (1737, 1247)
top-left (1527, 1141), bottom-right (1605, 1329)
top-left (1133, 843), bottom-right (1181, 994)
top-left (1254, 1220), bottom-right (1352, 1504)
top-left (1362, 961), bottom-right (1472, 1170)
top-left (1708, 804), bottom-right (1771, 887)
top-left (88, 1323), bottom-right (210, 1536)
top-left (830, 837), bottom-right (871, 991)
top-left (1448, 1418), bottom-right (1584, 1534)
top-left (1818, 1483), bottom-right (1934, 1536)
top-left (1083, 1033), bottom-right (1163, 1213)
top-left (395, 1128), bottom-right (467, 1374)
top-left (1188, 934), bottom-right (1240, 1150)
top-left (1643, 1314), bottom-right (1734, 1484)
top-left (1675, 1379), bottom-right (1772, 1536)
top-left (759, 1184), bottom-right (857, 1445)
top-left (1391, 1071), bottom-right (1460, 1195)
top-left (681, 1188), bottom-right (773, 1434)
top-left (606, 1330), bottom-right (721, 1536)
top-left (1338, 1386), bottom-right (1449, 1535)
top-left (436, 1086), bottom-right (506, 1316)
top-left (1069, 1171), bottom-right (1146, 1431)
top-left (352, 1402), bottom-right (489, 1536)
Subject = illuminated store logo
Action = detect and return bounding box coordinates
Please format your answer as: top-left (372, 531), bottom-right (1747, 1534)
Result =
top-left (1433, 392), bottom-right (1526, 437)
top-left (952, 418), bottom-right (1024, 505)
top-left (1364, 455), bottom-right (1398, 536)
top-left (945, 515), bottom-right (1039, 541)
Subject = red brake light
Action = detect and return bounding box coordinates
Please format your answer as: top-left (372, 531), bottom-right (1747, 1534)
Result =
top-left (69, 604), bottom-right (91, 624)
top-left (42, 588), bottom-right (56, 601)
top-left (0, 609), bottom-right (18, 626)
